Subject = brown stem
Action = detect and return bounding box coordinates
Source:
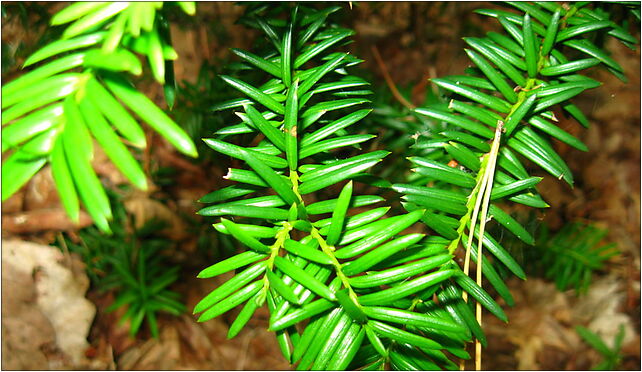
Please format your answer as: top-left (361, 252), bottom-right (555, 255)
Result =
top-left (371, 45), bottom-right (416, 111)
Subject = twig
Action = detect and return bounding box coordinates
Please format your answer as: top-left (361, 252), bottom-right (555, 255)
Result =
top-left (461, 121), bottom-right (504, 370)
top-left (371, 45), bottom-right (416, 111)
top-left (56, 232), bottom-right (76, 274)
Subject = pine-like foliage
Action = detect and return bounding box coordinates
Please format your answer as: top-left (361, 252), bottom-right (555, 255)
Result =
top-left (103, 232), bottom-right (185, 339)
top-left (60, 202), bottom-right (185, 338)
top-left (576, 324), bottom-right (626, 370)
top-left (392, 0), bottom-right (637, 360)
top-left (192, 2), bottom-right (637, 370)
top-left (1, 2), bottom-right (198, 233)
top-left (194, 4), bottom-right (509, 370)
top-left (538, 222), bottom-right (619, 294)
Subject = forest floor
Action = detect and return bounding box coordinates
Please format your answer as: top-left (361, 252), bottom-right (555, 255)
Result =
top-left (2, 2), bottom-right (640, 370)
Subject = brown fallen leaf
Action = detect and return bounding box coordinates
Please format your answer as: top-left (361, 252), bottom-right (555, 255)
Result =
top-left (485, 275), bottom-right (638, 370)
top-left (1, 187), bottom-right (25, 215)
top-left (23, 166), bottom-right (62, 211)
top-left (2, 208), bottom-right (93, 235)
top-left (176, 315), bottom-right (221, 363)
top-left (573, 275), bottom-right (636, 349)
top-left (88, 291), bottom-right (138, 356)
top-left (92, 141), bottom-right (130, 187)
top-left (124, 195), bottom-right (190, 241)
top-left (2, 239), bottom-right (96, 368)
top-left (1, 261), bottom-right (57, 370)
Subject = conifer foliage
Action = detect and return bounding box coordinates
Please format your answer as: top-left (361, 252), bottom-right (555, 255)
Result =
top-left (1, 2), bottom-right (198, 233)
top-left (196, 4), bottom-right (475, 370)
top-left (195, 2), bottom-right (637, 370)
top-left (1, 1), bottom-right (637, 370)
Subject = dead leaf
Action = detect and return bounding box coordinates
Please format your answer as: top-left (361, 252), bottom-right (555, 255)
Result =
top-left (123, 195), bottom-right (190, 241)
top-left (2, 209), bottom-right (93, 235)
top-left (485, 275), bottom-right (638, 370)
top-left (1, 261), bottom-right (56, 370)
top-left (1, 186), bottom-right (25, 215)
top-left (92, 143), bottom-right (129, 187)
top-left (23, 166), bottom-right (61, 211)
top-left (573, 275), bottom-right (636, 349)
top-left (2, 239), bottom-right (96, 367)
